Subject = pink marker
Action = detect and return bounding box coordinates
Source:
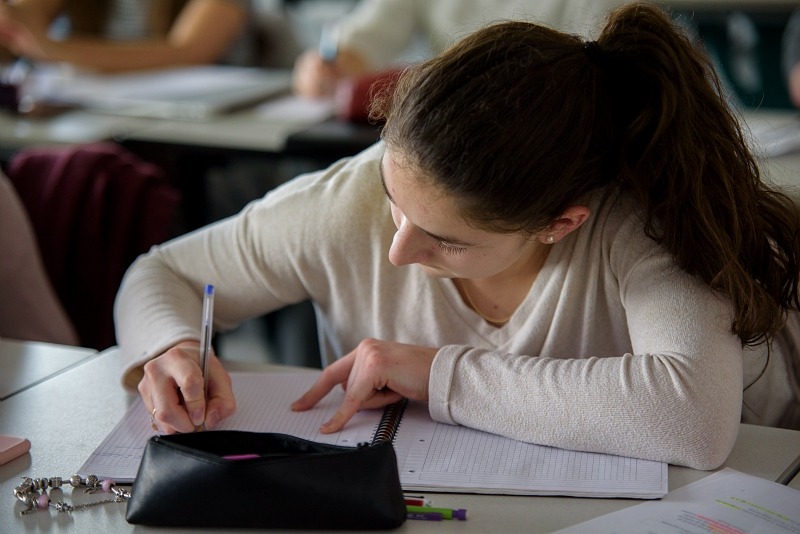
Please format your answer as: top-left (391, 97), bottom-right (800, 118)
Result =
top-left (222, 453), bottom-right (260, 461)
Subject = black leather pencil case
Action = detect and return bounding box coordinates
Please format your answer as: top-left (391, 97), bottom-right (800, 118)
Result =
top-left (125, 430), bottom-right (407, 530)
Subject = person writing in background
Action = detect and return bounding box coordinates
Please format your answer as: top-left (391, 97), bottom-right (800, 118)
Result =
top-left (0, 0), bottom-right (254, 73)
top-left (783, 8), bottom-right (800, 108)
top-left (292, 0), bottom-right (627, 98)
top-left (116, 2), bottom-right (800, 470)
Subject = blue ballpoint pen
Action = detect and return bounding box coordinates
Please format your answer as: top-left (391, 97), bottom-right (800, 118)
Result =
top-left (197, 284), bottom-right (215, 430)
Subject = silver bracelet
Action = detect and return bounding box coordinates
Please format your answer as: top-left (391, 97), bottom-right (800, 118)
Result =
top-left (13, 474), bottom-right (131, 515)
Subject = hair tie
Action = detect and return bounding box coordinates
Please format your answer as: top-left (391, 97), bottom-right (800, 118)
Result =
top-left (583, 41), bottom-right (605, 67)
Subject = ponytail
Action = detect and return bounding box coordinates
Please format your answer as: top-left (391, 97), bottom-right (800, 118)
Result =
top-left (596, 3), bottom-right (800, 345)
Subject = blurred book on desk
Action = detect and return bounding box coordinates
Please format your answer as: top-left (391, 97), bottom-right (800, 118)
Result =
top-left (21, 65), bottom-right (292, 121)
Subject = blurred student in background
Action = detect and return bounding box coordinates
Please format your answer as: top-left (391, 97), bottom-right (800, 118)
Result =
top-left (0, 169), bottom-right (77, 345)
top-left (0, 0), bottom-right (257, 72)
top-left (293, 0), bottom-right (627, 97)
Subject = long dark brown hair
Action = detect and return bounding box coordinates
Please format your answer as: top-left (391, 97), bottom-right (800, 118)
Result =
top-left (373, 2), bottom-right (800, 347)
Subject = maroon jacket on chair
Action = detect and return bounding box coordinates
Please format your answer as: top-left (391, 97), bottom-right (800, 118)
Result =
top-left (6, 142), bottom-right (181, 350)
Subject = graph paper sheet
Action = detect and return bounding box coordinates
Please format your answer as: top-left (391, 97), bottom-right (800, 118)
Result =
top-left (394, 400), bottom-right (667, 498)
top-left (78, 372), bottom-right (378, 483)
top-left (80, 372), bottom-right (666, 498)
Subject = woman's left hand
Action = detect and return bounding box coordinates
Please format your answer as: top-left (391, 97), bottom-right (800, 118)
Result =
top-left (291, 338), bottom-right (437, 433)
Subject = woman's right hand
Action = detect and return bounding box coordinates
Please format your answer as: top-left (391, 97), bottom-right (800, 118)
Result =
top-left (138, 341), bottom-right (236, 434)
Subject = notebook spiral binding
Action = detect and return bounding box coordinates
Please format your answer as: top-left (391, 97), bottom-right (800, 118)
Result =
top-left (371, 398), bottom-right (409, 445)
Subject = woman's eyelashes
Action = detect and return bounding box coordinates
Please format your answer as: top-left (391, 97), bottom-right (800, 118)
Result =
top-left (436, 240), bottom-right (468, 255)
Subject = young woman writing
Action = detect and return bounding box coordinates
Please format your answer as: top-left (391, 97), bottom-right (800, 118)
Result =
top-left (116, 2), bottom-right (800, 470)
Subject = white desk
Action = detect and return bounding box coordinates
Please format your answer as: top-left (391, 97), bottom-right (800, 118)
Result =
top-left (1, 347), bottom-right (799, 533)
top-left (0, 338), bottom-right (96, 400)
top-left (119, 95), bottom-right (337, 153)
top-left (0, 68), bottom-right (335, 157)
top-left (0, 105), bottom-right (307, 155)
top-left (2, 83), bottom-right (797, 172)
top-left (0, 109), bottom-right (155, 152)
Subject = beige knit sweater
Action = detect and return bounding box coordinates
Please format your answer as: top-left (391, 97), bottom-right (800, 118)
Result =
top-left (115, 144), bottom-right (797, 470)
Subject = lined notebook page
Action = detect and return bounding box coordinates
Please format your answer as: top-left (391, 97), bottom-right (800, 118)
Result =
top-left (394, 401), bottom-right (667, 498)
top-left (80, 372), bottom-right (379, 482)
top-left (80, 372), bottom-right (667, 497)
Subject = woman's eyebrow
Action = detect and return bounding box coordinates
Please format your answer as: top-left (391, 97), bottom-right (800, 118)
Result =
top-left (378, 157), bottom-right (394, 203)
top-left (378, 156), bottom-right (477, 248)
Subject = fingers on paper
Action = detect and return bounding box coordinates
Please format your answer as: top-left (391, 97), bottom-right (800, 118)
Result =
top-left (291, 354), bottom-right (354, 412)
top-left (298, 342), bottom-right (400, 433)
top-left (320, 389), bottom-right (404, 434)
top-left (321, 350), bottom-right (401, 433)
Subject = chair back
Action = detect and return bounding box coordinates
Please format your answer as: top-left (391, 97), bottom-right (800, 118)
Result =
top-left (7, 143), bottom-right (181, 350)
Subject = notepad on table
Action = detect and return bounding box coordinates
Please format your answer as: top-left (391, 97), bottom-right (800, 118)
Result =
top-left (25, 65), bottom-right (291, 121)
top-left (80, 372), bottom-right (667, 498)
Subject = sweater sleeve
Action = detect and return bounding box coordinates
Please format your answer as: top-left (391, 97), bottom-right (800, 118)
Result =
top-left (114, 199), bottom-right (312, 388)
top-left (114, 150), bottom-right (374, 388)
top-left (429, 208), bottom-right (743, 470)
top-left (337, 0), bottom-right (421, 70)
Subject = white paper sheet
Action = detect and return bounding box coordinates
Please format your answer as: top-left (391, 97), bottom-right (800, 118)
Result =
top-left (555, 468), bottom-right (800, 533)
top-left (80, 371), bottom-right (667, 498)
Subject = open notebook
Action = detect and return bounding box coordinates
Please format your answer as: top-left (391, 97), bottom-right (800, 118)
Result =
top-left (80, 372), bottom-right (667, 498)
top-left (25, 65), bottom-right (292, 120)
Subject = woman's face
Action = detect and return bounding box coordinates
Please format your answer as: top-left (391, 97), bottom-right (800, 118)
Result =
top-left (380, 148), bottom-right (544, 280)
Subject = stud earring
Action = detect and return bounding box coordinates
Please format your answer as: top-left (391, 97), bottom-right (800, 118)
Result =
top-left (546, 235), bottom-right (555, 244)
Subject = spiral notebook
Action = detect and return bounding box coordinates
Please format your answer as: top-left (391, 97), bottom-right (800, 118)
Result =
top-left (80, 372), bottom-right (667, 498)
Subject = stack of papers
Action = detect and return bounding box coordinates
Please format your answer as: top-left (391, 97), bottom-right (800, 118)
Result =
top-left (23, 65), bottom-right (291, 120)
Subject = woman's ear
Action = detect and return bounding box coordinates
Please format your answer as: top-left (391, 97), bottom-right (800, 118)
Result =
top-left (538, 206), bottom-right (590, 244)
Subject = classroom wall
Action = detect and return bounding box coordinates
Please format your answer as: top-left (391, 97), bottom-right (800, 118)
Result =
top-left (673, 8), bottom-right (794, 109)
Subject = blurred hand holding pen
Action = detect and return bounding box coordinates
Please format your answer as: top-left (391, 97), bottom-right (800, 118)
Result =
top-left (319, 21), bottom-right (339, 63)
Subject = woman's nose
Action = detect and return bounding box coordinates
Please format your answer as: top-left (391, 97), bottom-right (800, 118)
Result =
top-left (388, 216), bottom-right (428, 266)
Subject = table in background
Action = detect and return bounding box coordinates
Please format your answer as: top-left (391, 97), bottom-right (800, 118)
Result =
top-left (0, 91), bottom-right (380, 166)
top-left (1, 346), bottom-right (799, 533)
top-left (0, 87), bottom-right (381, 253)
top-left (0, 338), bottom-right (96, 401)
